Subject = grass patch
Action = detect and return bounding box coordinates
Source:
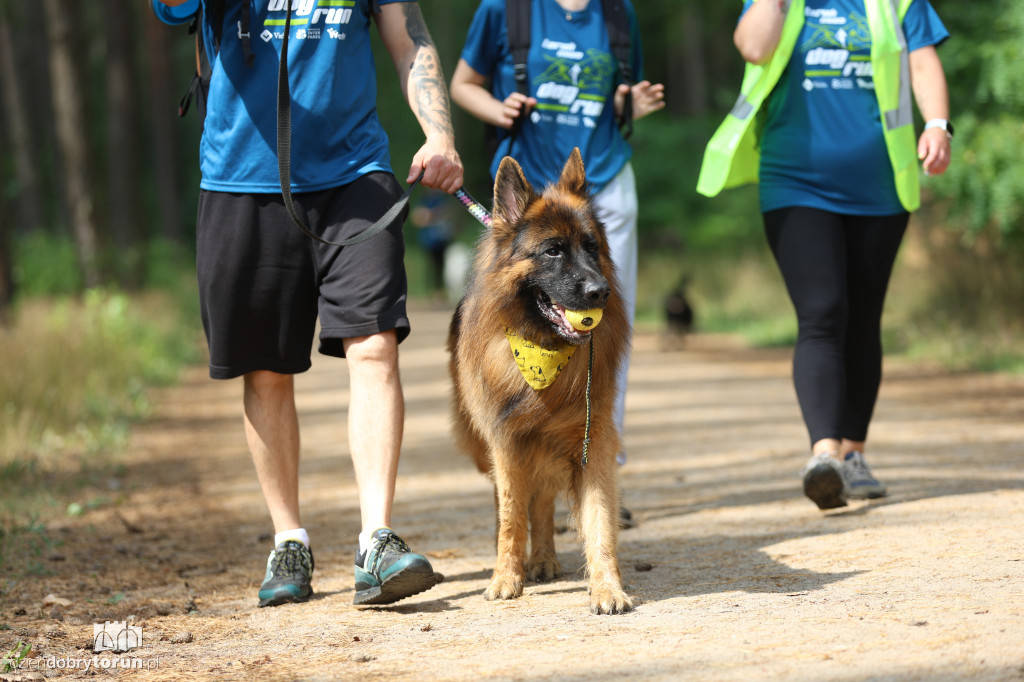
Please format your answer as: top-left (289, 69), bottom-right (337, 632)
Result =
top-left (0, 280), bottom-right (202, 579)
top-left (885, 219), bottom-right (1024, 372)
top-left (632, 218), bottom-right (1024, 374)
top-left (635, 247), bottom-right (795, 346)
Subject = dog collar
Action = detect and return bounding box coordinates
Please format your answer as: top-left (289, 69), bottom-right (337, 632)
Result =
top-left (505, 327), bottom-right (576, 390)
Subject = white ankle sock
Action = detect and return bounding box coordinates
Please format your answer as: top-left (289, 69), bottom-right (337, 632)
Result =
top-left (358, 527), bottom-right (390, 554)
top-left (274, 528), bottom-right (310, 549)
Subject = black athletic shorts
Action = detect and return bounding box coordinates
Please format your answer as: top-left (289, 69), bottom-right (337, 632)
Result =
top-left (196, 172), bottom-right (410, 379)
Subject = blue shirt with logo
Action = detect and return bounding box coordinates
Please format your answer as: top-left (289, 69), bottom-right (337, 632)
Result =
top-left (153, 0), bottom-right (407, 193)
top-left (741, 0), bottom-right (948, 215)
top-left (459, 0), bottom-right (642, 194)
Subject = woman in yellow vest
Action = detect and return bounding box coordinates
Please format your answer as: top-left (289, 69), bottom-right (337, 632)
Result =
top-left (699, 0), bottom-right (952, 510)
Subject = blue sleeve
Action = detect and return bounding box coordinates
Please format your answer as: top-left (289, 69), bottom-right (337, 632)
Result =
top-left (460, 0), bottom-right (505, 77)
top-left (150, 0), bottom-right (199, 25)
top-left (903, 0), bottom-right (949, 51)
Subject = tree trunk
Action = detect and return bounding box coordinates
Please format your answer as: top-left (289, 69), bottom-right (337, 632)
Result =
top-left (677, 4), bottom-right (709, 117)
top-left (0, 4), bottom-right (45, 235)
top-left (0, 207), bottom-right (13, 323)
top-left (144, 8), bottom-right (183, 244)
top-left (44, 0), bottom-right (100, 288)
top-left (105, 0), bottom-right (143, 287)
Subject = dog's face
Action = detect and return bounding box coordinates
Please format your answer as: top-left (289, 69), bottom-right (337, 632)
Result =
top-left (487, 148), bottom-right (612, 346)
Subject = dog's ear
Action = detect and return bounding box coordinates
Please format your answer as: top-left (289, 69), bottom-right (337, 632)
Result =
top-left (493, 156), bottom-right (535, 228)
top-left (556, 147), bottom-right (587, 197)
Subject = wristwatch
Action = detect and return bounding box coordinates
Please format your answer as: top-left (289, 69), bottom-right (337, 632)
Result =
top-left (924, 119), bottom-right (954, 139)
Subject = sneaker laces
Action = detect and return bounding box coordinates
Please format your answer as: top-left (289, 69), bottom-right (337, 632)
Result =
top-left (363, 531), bottom-right (410, 574)
top-left (270, 541), bottom-right (313, 579)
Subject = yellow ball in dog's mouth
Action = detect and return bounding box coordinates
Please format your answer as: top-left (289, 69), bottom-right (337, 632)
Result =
top-left (565, 308), bottom-right (603, 332)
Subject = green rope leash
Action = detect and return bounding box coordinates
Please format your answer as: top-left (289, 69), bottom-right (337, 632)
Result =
top-left (581, 335), bottom-right (594, 469)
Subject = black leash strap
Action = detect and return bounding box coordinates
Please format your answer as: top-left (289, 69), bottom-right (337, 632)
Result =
top-left (277, 7), bottom-right (419, 247)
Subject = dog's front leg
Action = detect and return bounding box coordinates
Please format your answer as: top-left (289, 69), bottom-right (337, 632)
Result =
top-left (576, 455), bottom-right (633, 614)
top-left (485, 456), bottom-right (529, 600)
top-left (526, 481), bottom-right (561, 582)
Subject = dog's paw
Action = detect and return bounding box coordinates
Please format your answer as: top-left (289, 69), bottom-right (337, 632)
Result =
top-left (589, 587), bottom-right (633, 615)
top-left (525, 556), bottom-right (561, 582)
top-left (484, 574), bottom-right (523, 601)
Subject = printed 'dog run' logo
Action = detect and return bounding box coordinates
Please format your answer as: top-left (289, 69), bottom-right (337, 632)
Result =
top-left (93, 621), bottom-right (143, 653)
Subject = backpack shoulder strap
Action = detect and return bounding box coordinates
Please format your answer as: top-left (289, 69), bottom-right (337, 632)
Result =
top-left (599, 0), bottom-right (632, 84)
top-left (206, 0), bottom-right (226, 51)
top-left (178, 1), bottom-right (221, 119)
top-left (599, 0), bottom-right (634, 138)
top-left (505, 0), bottom-right (531, 98)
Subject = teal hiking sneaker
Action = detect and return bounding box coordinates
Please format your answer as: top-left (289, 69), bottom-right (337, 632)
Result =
top-left (258, 540), bottom-right (314, 607)
top-left (353, 529), bottom-right (439, 606)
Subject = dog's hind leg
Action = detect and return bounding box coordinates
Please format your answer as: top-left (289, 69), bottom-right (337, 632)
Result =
top-left (525, 479), bottom-right (561, 582)
top-left (484, 453), bottom-right (529, 601)
top-left (574, 452), bottom-right (633, 615)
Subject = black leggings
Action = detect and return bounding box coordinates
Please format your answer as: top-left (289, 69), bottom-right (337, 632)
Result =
top-left (763, 207), bottom-right (909, 446)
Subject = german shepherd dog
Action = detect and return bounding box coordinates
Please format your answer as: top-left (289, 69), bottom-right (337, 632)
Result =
top-left (447, 149), bottom-right (632, 614)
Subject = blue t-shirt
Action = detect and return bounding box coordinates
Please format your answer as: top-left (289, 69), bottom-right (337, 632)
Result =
top-left (459, 0), bottom-right (643, 194)
top-left (741, 0), bottom-right (948, 214)
top-left (154, 0), bottom-right (407, 193)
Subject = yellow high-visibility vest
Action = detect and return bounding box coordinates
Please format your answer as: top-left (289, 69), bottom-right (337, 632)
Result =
top-left (697, 0), bottom-right (920, 212)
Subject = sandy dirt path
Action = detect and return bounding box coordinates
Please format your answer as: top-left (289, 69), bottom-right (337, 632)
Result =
top-left (3, 306), bottom-right (1023, 681)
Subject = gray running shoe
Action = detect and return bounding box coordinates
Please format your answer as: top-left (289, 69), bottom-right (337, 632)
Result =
top-left (800, 452), bottom-right (849, 510)
top-left (843, 451), bottom-right (888, 499)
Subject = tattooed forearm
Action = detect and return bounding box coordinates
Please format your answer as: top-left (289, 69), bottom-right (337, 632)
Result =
top-left (402, 3), bottom-right (432, 49)
top-left (409, 46), bottom-right (455, 139)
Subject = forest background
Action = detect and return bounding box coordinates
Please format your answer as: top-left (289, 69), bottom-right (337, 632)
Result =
top-left (0, 1), bottom-right (1022, 574)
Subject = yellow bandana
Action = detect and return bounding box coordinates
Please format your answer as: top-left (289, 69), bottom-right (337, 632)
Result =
top-left (505, 327), bottom-right (576, 390)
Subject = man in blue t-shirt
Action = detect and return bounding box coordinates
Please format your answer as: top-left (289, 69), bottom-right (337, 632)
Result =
top-left (450, 0), bottom-right (665, 503)
top-left (152, 0), bottom-right (463, 608)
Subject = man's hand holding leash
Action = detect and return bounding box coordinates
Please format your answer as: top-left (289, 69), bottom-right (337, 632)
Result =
top-left (377, 2), bottom-right (465, 194)
top-left (409, 138), bottom-right (464, 195)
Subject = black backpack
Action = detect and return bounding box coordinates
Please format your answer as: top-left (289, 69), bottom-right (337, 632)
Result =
top-left (488, 0), bottom-right (635, 160)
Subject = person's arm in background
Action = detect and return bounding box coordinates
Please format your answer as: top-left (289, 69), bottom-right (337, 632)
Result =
top-left (613, 6), bottom-right (664, 122)
top-left (734, 0), bottom-right (790, 64)
top-left (450, 59), bottom-right (536, 130)
top-left (909, 45), bottom-right (951, 176)
top-left (613, 80), bottom-right (665, 122)
top-left (375, 2), bottom-right (464, 193)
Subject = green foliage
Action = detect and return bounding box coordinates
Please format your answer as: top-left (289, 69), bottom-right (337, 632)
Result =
top-left (5, 286), bottom-right (197, 439)
top-left (1, 641), bottom-right (31, 673)
top-left (931, 114), bottom-right (1024, 238)
top-left (630, 115), bottom-right (762, 254)
top-left (927, 0), bottom-right (1024, 238)
top-left (1, 235), bottom-right (202, 552)
top-left (12, 231), bottom-right (82, 296)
